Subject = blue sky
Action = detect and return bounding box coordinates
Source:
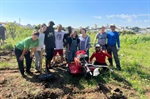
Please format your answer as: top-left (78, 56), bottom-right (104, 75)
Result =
top-left (0, 0), bottom-right (150, 28)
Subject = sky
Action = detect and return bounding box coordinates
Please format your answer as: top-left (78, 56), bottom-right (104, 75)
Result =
top-left (0, 0), bottom-right (150, 28)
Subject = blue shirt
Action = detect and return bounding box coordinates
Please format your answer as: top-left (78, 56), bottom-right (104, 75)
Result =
top-left (107, 31), bottom-right (120, 48)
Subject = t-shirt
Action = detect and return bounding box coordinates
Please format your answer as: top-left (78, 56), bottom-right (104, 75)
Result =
top-left (36, 33), bottom-right (45, 51)
top-left (0, 26), bottom-right (6, 36)
top-left (55, 31), bottom-right (65, 49)
top-left (16, 37), bottom-right (39, 50)
top-left (44, 26), bottom-right (55, 49)
top-left (90, 51), bottom-right (111, 63)
top-left (96, 33), bottom-right (107, 45)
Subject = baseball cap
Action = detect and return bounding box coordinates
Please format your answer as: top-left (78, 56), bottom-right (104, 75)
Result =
top-left (49, 21), bottom-right (55, 25)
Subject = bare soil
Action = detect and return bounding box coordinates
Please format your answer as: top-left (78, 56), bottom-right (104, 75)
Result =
top-left (0, 51), bottom-right (141, 99)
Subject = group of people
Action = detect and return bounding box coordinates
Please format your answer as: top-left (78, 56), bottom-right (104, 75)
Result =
top-left (14, 21), bottom-right (121, 77)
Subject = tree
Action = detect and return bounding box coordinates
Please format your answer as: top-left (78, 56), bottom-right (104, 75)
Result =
top-left (5, 22), bottom-right (17, 40)
top-left (34, 24), bottom-right (41, 30)
top-left (119, 30), bottom-right (136, 35)
top-left (131, 27), bottom-right (140, 32)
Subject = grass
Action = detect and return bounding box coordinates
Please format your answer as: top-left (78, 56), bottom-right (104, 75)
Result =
top-left (0, 29), bottom-right (150, 98)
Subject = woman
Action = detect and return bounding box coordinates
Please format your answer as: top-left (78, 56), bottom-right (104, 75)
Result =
top-left (67, 30), bottom-right (80, 63)
top-left (79, 28), bottom-right (91, 60)
top-left (35, 24), bottom-right (47, 73)
top-left (14, 31), bottom-right (39, 77)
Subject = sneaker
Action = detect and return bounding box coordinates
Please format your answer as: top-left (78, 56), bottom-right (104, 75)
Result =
top-left (26, 71), bottom-right (33, 75)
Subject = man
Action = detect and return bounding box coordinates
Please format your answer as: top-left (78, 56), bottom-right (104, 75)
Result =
top-left (44, 21), bottom-right (55, 73)
top-left (0, 24), bottom-right (6, 45)
top-left (89, 44), bottom-right (111, 70)
top-left (63, 26), bottom-right (72, 62)
top-left (53, 24), bottom-right (65, 65)
top-left (94, 26), bottom-right (107, 50)
top-left (14, 31), bottom-right (39, 77)
top-left (107, 24), bottom-right (121, 70)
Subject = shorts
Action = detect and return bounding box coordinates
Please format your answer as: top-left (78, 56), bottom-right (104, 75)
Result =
top-left (0, 35), bottom-right (5, 40)
top-left (45, 48), bottom-right (54, 60)
top-left (54, 49), bottom-right (63, 56)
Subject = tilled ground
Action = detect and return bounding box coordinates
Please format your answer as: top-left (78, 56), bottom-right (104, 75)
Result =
top-left (0, 51), bottom-right (140, 99)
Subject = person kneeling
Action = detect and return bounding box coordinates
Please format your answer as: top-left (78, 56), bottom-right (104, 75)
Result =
top-left (89, 44), bottom-right (111, 71)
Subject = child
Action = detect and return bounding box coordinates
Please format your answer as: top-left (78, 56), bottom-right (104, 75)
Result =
top-left (89, 44), bottom-right (111, 70)
top-left (67, 30), bottom-right (80, 63)
top-left (35, 24), bottom-right (47, 73)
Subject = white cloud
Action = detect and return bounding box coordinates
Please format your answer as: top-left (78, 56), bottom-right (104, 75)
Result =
top-left (106, 14), bottom-right (150, 22)
top-left (143, 20), bottom-right (150, 22)
top-left (94, 16), bottom-right (102, 19)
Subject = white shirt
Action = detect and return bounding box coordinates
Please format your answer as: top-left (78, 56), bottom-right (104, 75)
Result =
top-left (54, 31), bottom-right (65, 49)
top-left (36, 33), bottom-right (45, 51)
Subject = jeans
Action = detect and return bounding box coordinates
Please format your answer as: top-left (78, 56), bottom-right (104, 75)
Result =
top-left (107, 46), bottom-right (121, 69)
top-left (14, 47), bottom-right (32, 75)
top-left (68, 50), bottom-right (76, 63)
top-left (35, 51), bottom-right (43, 70)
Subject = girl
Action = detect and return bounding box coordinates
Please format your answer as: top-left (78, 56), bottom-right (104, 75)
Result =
top-left (35, 24), bottom-right (47, 73)
top-left (79, 28), bottom-right (91, 60)
top-left (67, 30), bottom-right (80, 63)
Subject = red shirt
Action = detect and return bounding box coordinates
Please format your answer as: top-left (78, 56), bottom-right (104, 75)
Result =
top-left (90, 51), bottom-right (111, 63)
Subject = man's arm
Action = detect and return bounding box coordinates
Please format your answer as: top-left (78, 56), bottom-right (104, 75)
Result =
top-left (116, 32), bottom-right (120, 48)
top-left (19, 48), bottom-right (28, 60)
top-left (89, 53), bottom-right (95, 62)
top-left (103, 51), bottom-right (111, 58)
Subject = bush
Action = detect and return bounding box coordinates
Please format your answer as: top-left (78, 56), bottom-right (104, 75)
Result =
top-left (1, 43), bottom-right (14, 50)
top-left (119, 30), bottom-right (136, 35)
